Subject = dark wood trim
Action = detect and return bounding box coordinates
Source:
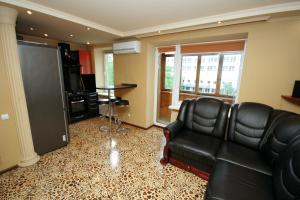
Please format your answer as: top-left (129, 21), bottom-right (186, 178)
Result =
top-left (281, 95), bottom-right (300, 106)
top-left (0, 165), bottom-right (18, 175)
top-left (160, 54), bottom-right (166, 91)
top-left (169, 158), bottom-right (210, 181)
top-left (122, 121), bottom-right (162, 130)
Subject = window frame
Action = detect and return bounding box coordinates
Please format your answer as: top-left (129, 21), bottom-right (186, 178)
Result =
top-left (103, 52), bottom-right (114, 87)
top-left (160, 53), bottom-right (175, 91)
top-left (179, 51), bottom-right (244, 101)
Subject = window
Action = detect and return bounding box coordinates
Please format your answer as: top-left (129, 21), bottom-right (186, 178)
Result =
top-left (199, 55), bottom-right (219, 94)
top-left (180, 56), bottom-right (198, 92)
top-left (219, 54), bottom-right (242, 96)
top-left (104, 53), bottom-right (114, 87)
top-left (179, 52), bottom-right (243, 103)
top-left (164, 56), bottom-right (174, 90)
top-left (155, 41), bottom-right (245, 125)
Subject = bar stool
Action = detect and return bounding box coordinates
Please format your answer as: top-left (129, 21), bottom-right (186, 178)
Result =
top-left (115, 99), bottom-right (130, 133)
top-left (109, 96), bottom-right (121, 124)
top-left (97, 98), bottom-right (110, 132)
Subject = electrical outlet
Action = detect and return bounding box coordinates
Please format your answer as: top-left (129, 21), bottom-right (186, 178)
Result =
top-left (128, 113), bottom-right (131, 117)
top-left (62, 135), bottom-right (67, 142)
top-left (1, 113), bottom-right (9, 120)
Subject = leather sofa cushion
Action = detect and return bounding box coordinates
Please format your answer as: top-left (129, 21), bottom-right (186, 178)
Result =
top-left (168, 130), bottom-right (222, 163)
top-left (273, 139), bottom-right (300, 200)
top-left (217, 141), bottom-right (271, 176)
top-left (184, 98), bottom-right (230, 139)
top-left (228, 103), bottom-right (273, 150)
top-left (262, 114), bottom-right (300, 166)
top-left (205, 160), bottom-right (273, 200)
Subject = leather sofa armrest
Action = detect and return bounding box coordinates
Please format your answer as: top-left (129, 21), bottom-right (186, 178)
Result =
top-left (160, 120), bottom-right (183, 165)
top-left (164, 120), bottom-right (184, 140)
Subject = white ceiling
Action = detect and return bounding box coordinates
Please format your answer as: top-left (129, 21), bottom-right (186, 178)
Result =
top-left (1, 0), bottom-right (300, 44)
top-left (25, 0), bottom-right (300, 31)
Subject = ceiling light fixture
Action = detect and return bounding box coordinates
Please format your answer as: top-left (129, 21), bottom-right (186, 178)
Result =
top-left (86, 41), bottom-right (90, 45)
top-left (218, 21), bottom-right (222, 24)
top-left (87, 27), bottom-right (91, 31)
top-left (69, 34), bottom-right (74, 37)
top-left (44, 33), bottom-right (48, 37)
top-left (30, 27), bottom-right (34, 31)
top-left (27, 10), bottom-right (33, 15)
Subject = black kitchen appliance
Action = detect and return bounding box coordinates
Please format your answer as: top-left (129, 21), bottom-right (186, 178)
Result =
top-left (81, 74), bottom-right (96, 92)
top-left (70, 50), bottom-right (80, 65)
top-left (67, 92), bottom-right (87, 122)
top-left (58, 43), bottom-right (99, 123)
top-left (62, 65), bottom-right (83, 93)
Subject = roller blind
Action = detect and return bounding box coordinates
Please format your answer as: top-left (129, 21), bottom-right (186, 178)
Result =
top-left (158, 46), bottom-right (176, 53)
top-left (181, 40), bottom-right (245, 54)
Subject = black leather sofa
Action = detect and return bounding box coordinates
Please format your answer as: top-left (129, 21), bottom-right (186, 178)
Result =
top-left (160, 97), bottom-right (300, 200)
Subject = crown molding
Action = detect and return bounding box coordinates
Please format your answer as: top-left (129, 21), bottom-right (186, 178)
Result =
top-left (1, 0), bottom-right (300, 38)
top-left (124, 1), bottom-right (300, 36)
top-left (0, 0), bottom-right (124, 37)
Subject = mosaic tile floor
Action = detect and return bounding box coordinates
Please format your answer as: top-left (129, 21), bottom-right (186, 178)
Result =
top-left (0, 118), bottom-right (207, 200)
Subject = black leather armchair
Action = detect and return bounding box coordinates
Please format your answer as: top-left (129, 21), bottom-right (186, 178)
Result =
top-left (160, 97), bottom-right (230, 179)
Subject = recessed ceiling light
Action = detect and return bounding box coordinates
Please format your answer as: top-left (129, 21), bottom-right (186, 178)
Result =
top-left (44, 33), bottom-right (48, 37)
top-left (30, 27), bottom-right (34, 31)
top-left (218, 21), bottom-right (222, 24)
top-left (27, 10), bottom-right (33, 15)
top-left (86, 41), bottom-right (90, 45)
top-left (87, 27), bottom-right (91, 31)
top-left (69, 34), bottom-right (74, 37)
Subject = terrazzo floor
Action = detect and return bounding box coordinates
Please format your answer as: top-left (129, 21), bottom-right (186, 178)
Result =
top-left (0, 118), bottom-right (207, 200)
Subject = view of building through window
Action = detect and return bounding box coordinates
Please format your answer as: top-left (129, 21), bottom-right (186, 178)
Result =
top-left (104, 53), bottom-right (114, 87)
top-left (164, 56), bottom-right (174, 90)
top-left (178, 52), bottom-right (242, 99)
top-left (199, 55), bottom-right (219, 94)
top-left (220, 54), bottom-right (242, 96)
top-left (180, 56), bottom-right (198, 91)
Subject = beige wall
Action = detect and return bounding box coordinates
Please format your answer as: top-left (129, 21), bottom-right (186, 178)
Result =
top-left (0, 34), bottom-right (87, 171)
top-left (0, 62), bottom-right (20, 171)
top-left (114, 18), bottom-right (300, 127)
top-left (114, 41), bottom-right (150, 127)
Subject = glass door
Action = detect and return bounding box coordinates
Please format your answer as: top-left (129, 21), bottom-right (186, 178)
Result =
top-left (156, 52), bottom-right (174, 124)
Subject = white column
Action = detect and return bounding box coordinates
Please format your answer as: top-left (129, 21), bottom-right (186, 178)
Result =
top-left (171, 45), bottom-right (182, 106)
top-left (0, 6), bottom-right (40, 167)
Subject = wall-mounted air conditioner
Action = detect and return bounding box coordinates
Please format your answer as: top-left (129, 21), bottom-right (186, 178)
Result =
top-left (113, 40), bottom-right (141, 54)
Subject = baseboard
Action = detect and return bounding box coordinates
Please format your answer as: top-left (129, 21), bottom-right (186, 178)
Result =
top-left (0, 165), bottom-right (18, 175)
top-left (122, 121), bottom-right (156, 130)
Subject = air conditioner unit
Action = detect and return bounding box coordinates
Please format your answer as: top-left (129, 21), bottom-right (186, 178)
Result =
top-left (113, 40), bottom-right (141, 54)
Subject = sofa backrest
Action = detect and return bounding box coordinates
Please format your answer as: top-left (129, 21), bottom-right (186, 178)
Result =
top-left (228, 102), bottom-right (273, 150)
top-left (183, 97), bottom-right (230, 139)
top-left (273, 138), bottom-right (300, 200)
top-left (262, 113), bottom-right (300, 165)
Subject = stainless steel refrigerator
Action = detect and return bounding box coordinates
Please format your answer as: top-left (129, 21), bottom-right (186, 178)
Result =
top-left (18, 41), bottom-right (69, 155)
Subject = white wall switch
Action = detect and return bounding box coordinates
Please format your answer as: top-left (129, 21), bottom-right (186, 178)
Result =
top-left (1, 113), bottom-right (9, 120)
